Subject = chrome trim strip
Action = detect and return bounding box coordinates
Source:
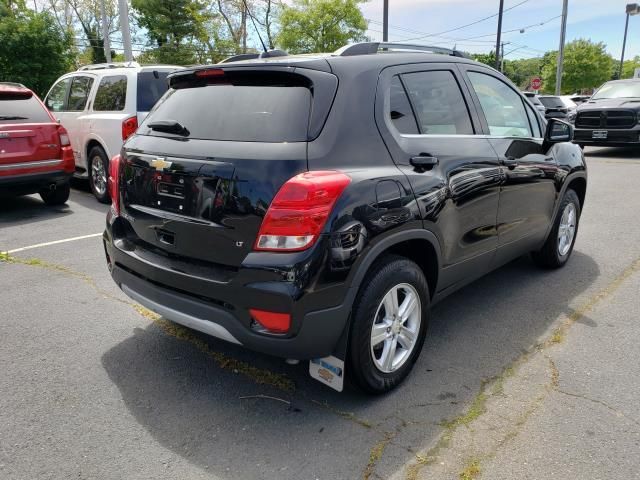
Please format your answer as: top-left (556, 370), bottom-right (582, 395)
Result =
top-left (121, 284), bottom-right (242, 345)
top-left (0, 159), bottom-right (63, 170)
top-left (400, 133), bottom-right (544, 140)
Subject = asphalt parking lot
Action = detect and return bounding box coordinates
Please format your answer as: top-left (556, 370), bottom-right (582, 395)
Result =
top-left (1, 147), bottom-right (639, 480)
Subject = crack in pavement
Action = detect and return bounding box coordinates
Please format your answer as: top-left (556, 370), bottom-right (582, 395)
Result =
top-left (555, 389), bottom-right (640, 428)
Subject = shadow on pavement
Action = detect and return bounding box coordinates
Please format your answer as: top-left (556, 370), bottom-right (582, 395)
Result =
top-left (102, 251), bottom-right (598, 479)
top-left (0, 183), bottom-right (107, 228)
top-left (584, 146), bottom-right (640, 159)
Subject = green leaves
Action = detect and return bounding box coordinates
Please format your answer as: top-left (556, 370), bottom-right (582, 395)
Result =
top-left (276, 0), bottom-right (368, 54)
top-left (540, 39), bottom-right (614, 94)
top-left (0, 9), bottom-right (73, 97)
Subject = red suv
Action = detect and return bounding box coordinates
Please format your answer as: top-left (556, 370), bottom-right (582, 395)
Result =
top-left (0, 83), bottom-right (74, 205)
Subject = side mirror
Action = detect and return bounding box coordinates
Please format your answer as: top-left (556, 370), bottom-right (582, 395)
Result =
top-left (544, 118), bottom-right (573, 145)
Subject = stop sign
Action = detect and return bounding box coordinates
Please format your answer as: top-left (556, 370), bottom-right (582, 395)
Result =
top-left (531, 77), bottom-right (542, 90)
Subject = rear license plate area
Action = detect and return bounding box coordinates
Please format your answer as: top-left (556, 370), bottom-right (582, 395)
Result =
top-left (592, 130), bottom-right (608, 139)
top-left (154, 175), bottom-right (191, 213)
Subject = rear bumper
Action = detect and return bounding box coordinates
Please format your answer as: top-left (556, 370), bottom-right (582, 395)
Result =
top-left (103, 227), bottom-right (352, 360)
top-left (0, 170), bottom-right (72, 195)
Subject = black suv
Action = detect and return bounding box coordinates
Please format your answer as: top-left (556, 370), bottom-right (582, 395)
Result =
top-left (103, 42), bottom-right (587, 394)
top-left (574, 79), bottom-right (640, 147)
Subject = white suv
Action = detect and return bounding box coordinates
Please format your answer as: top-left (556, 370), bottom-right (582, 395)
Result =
top-left (44, 62), bottom-right (183, 202)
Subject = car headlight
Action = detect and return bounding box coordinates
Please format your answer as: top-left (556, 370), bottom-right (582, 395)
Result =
top-left (567, 111), bottom-right (577, 124)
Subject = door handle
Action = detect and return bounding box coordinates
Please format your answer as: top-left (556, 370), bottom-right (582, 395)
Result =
top-left (502, 157), bottom-right (518, 169)
top-left (410, 154), bottom-right (438, 170)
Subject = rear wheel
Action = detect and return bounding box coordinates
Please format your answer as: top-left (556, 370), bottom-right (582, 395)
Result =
top-left (39, 181), bottom-right (70, 206)
top-left (88, 146), bottom-right (110, 203)
top-left (532, 189), bottom-right (581, 268)
top-left (348, 255), bottom-right (429, 394)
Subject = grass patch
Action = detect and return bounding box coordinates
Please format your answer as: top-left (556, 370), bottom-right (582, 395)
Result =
top-left (550, 328), bottom-right (564, 344)
top-left (363, 432), bottom-right (394, 480)
top-left (441, 390), bottom-right (488, 429)
top-left (459, 458), bottom-right (481, 480)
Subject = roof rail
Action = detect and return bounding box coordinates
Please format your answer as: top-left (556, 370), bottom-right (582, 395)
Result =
top-left (221, 49), bottom-right (288, 64)
top-left (78, 61), bottom-right (141, 71)
top-left (335, 42), bottom-right (470, 59)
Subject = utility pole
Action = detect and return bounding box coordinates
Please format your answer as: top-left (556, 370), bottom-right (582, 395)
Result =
top-left (495, 0), bottom-right (504, 70)
top-left (620, 12), bottom-right (630, 78)
top-left (619, 4), bottom-right (640, 78)
top-left (117, 0), bottom-right (133, 62)
top-left (383, 0), bottom-right (389, 42)
top-left (100, 0), bottom-right (112, 63)
top-left (555, 0), bottom-right (569, 95)
top-left (500, 42), bottom-right (506, 72)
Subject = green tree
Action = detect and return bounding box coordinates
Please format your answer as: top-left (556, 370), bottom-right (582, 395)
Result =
top-left (503, 57), bottom-right (543, 90)
top-left (276, 0), bottom-right (367, 54)
top-left (541, 39), bottom-right (614, 94)
top-left (621, 55), bottom-right (640, 79)
top-left (0, 8), bottom-right (73, 96)
top-left (473, 51), bottom-right (497, 68)
top-left (132, 0), bottom-right (208, 64)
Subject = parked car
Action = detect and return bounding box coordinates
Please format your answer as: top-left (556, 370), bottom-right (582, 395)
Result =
top-left (569, 94), bottom-right (590, 105)
top-left (44, 62), bottom-right (183, 203)
top-left (573, 79), bottom-right (640, 148)
top-left (0, 83), bottom-right (74, 205)
top-left (522, 91), bottom-right (547, 114)
top-left (103, 42), bottom-right (586, 394)
top-left (538, 95), bottom-right (578, 119)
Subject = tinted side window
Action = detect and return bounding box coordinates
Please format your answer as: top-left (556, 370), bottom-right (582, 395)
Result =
top-left (525, 102), bottom-right (542, 137)
top-left (389, 76), bottom-right (419, 134)
top-left (94, 75), bottom-right (127, 111)
top-left (401, 70), bottom-right (473, 135)
top-left (137, 71), bottom-right (170, 112)
top-left (468, 72), bottom-right (532, 137)
top-left (67, 76), bottom-right (94, 111)
top-left (45, 78), bottom-right (70, 112)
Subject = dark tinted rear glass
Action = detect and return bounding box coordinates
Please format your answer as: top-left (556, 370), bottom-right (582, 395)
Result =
top-left (538, 96), bottom-right (562, 108)
top-left (0, 97), bottom-right (51, 124)
top-left (137, 71), bottom-right (170, 112)
top-left (94, 75), bottom-right (127, 111)
top-left (143, 82), bottom-right (311, 142)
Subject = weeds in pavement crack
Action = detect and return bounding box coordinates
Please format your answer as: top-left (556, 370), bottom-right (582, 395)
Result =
top-left (363, 431), bottom-right (396, 480)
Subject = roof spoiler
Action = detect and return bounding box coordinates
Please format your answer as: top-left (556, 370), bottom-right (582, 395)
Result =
top-left (220, 49), bottom-right (288, 63)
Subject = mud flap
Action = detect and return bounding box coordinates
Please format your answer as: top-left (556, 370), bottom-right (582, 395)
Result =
top-left (309, 311), bottom-right (351, 392)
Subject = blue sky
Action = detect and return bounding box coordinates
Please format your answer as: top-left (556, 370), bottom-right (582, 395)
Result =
top-left (360, 0), bottom-right (639, 60)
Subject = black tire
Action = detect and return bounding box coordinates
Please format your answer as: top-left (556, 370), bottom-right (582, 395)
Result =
top-left (347, 254), bottom-right (430, 394)
top-left (88, 145), bottom-right (110, 203)
top-left (39, 181), bottom-right (70, 206)
top-left (532, 189), bottom-right (581, 269)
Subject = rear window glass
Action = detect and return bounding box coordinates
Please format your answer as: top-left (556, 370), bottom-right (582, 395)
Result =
top-left (0, 97), bottom-right (51, 124)
top-left (137, 71), bottom-right (170, 112)
top-left (143, 82), bottom-right (312, 142)
top-left (94, 75), bottom-right (127, 111)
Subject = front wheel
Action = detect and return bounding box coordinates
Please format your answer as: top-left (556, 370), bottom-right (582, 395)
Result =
top-left (348, 255), bottom-right (429, 394)
top-left (532, 189), bottom-right (581, 269)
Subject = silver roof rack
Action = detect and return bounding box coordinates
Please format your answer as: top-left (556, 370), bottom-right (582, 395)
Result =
top-left (335, 42), bottom-right (470, 59)
top-left (78, 61), bottom-right (141, 71)
top-left (221, 50), bottom-right (288, 63)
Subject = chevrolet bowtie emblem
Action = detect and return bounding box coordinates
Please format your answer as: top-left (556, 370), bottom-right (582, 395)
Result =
top-left (149, 157), bottom-right (172, 171)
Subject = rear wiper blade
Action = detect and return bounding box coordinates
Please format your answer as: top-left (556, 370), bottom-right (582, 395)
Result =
top-left (0, 115), bottom-right (28, 120)
top-left (147, 120), bottom-right (190, 136)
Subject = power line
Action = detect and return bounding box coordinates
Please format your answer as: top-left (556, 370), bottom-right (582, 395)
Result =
top-left (400, 0), bottom-right (531, 42)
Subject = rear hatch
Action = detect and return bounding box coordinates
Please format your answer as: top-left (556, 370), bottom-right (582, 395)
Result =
top-left (0, 91), bottom-right (61, 173)
top-left (120, 66), bottom-right (337, 268)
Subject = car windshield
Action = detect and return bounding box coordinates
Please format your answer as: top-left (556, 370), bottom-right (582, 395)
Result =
top-left (538, 96), bottom-right (575, 109)
top-left (0, 96), bottom-right (51, 124)
top-left (592, 82), bottom-right (640, 99)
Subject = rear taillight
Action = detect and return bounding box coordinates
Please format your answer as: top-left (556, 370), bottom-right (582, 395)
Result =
top-left (108, 155), bottom-right (121, 216)
top-left (122, 115), bottom-right (138, 141)
top-left (254, 171), bottom-right (351, 252)
top-left (58, 125), bottom-right (70, 146)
